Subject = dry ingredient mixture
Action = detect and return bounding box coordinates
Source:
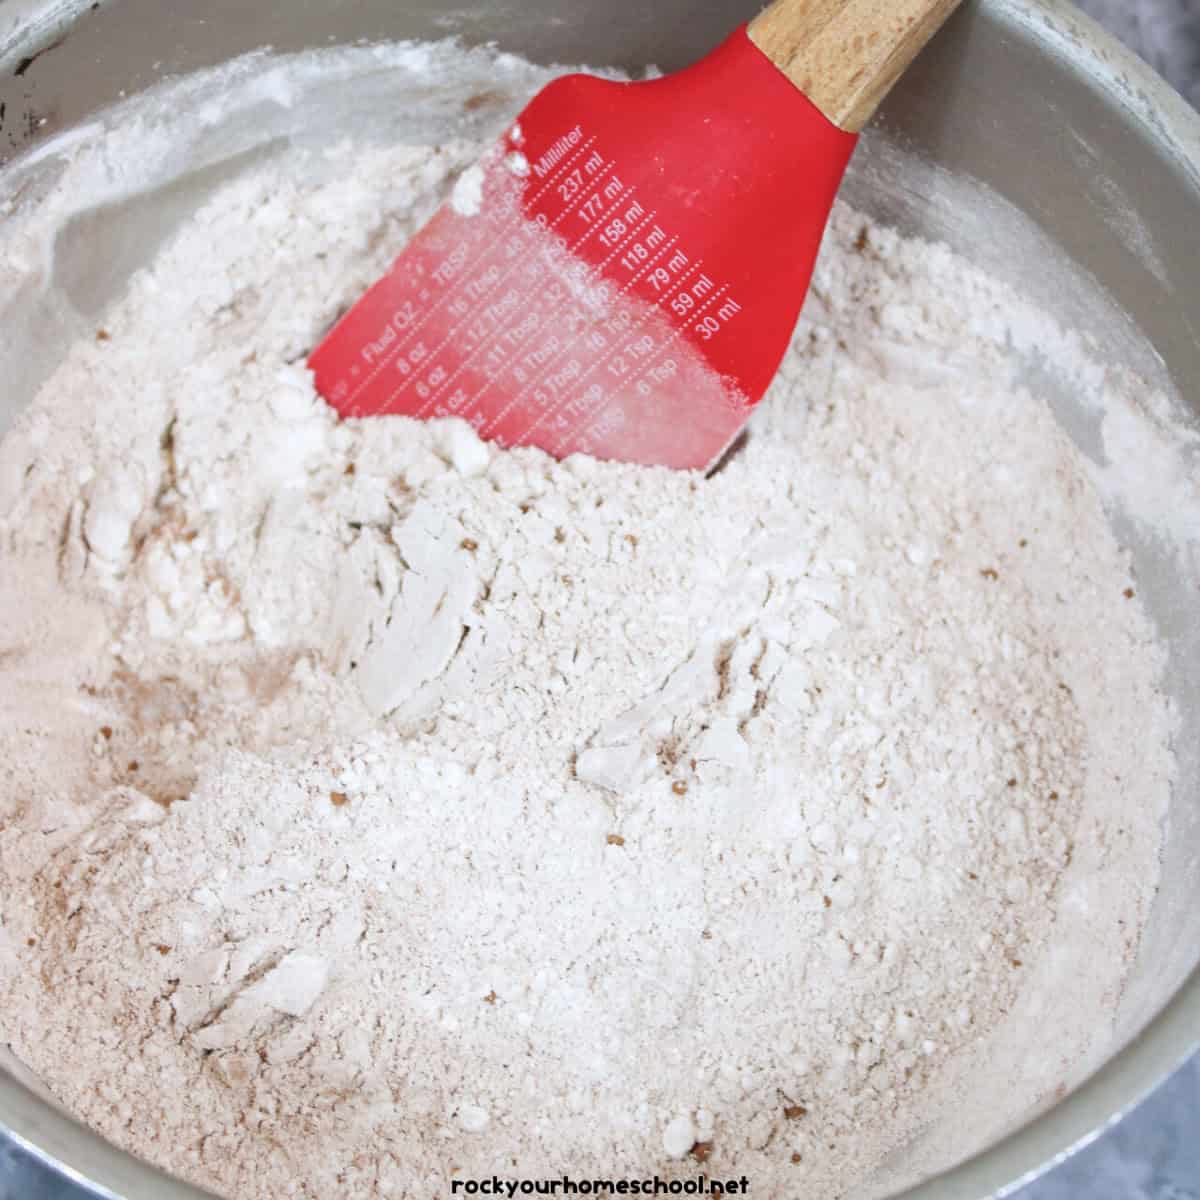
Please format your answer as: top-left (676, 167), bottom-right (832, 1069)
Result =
top-left (0, 41), bottom-right (1178, 1200)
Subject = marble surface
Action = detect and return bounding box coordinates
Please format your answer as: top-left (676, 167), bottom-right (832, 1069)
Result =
top-left (1, 1), bottom-right (1198, 1198)
top-left (1075, 0), bottom-right (1200, 108)
top-left (1019, 1057), bottom-right (1199, 1200)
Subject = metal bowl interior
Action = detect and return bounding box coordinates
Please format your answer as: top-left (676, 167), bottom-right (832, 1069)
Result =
top-left (0, 1), bottom-right (1197, 1197)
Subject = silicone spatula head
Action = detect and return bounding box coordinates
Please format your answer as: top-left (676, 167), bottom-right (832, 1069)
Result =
top-left (310, 0), bottom-right (962, 470)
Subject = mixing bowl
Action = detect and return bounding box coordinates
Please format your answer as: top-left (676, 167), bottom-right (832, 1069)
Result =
top-left (0, 1), bottom-right (1198, 1196)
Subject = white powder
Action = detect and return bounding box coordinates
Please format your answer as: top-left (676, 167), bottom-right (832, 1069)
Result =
top-left (451, 162), bottom-right (487, 215)
top-left (0, 42), bottom-right (1178, 1200)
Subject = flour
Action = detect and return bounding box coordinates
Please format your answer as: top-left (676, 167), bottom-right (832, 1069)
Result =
top-left (451, 162), bottom-right (488, 215)
top-left (0, 42), bottom-right (1178, 1200)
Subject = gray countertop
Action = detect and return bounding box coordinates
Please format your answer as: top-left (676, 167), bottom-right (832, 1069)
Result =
top-left (1, 1), bottom-right (1198, 1198)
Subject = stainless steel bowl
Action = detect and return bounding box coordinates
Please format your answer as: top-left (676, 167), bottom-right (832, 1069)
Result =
top-left (1, 1), bottom-right (1198, 1196)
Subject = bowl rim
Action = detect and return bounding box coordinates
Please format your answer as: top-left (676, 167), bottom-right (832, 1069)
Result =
top-left (889, 3), bottom-right (1200, 1195)
top-left (0, 0), bottom-right (1197, 1197)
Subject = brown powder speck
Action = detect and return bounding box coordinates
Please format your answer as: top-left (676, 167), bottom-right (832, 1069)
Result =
top-left (791, 1153), bottom-right (803, 1165)
top-left (822, 896), bottom-right (832, 909)
top-left (483, 991), bottom-right (498, 1005)
top-left (1019, 538), bottom-right (1029, 548)
top-left (783, 1104), bottom-right (808, 1120)
top-left (555, 527), bottom-right (566, 543)
top-left (606, 834), bottom-right (626, 847)
top-left (461, 538), bottom-right (479, 553)
top-left (156, 945), bottom-right (171, 956)
top-left (127, 760), bottom-right (140, 772)
top-left (854, 225), bottom-right (870, 254)
top-left (99, 726), bottom-right (113, 739)
top-left (690, 1142), bottom-right (713, 1163)
top-left (25, 937), bottom-right (36, 948)
top-left (672, 780), bottom-right (689, 796)
top-left (344, 462), bottom-right (357, 476)
top-left (1010, 959), bottom-right (1023, 968)
top-left (96, 329), bottom-right (111, 342)
top-left (1049, 791), bottom-right (1059, 801)
top-left (464, 89), bottom-right (502, 111)
top-left (981, 567), bottom-right (999, 581)
top-left (624, 533), bottom-right (638, 548)
top-left (1124, 587), bottom-right (1135, 599)
top-left (330, 791), bottom-right (350, 808)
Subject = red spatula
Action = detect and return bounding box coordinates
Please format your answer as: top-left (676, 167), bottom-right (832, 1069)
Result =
top-left (310, 0), bottom-right (961, 470)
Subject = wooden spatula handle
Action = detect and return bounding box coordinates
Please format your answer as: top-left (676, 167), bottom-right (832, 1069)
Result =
top-left (748, 0), bottom-right (962, 133)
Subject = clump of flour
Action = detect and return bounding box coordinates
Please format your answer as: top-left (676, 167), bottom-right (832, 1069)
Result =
top-left (0, 44), bottom-right (1176, 1200)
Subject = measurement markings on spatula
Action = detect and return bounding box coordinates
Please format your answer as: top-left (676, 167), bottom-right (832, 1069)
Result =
top-left (418, 219), bottom-right (653, 433)
top-left (577, 283), bottom-right (746, 455)
top-left (525, 257), bottom-right (704, 451)
top-left (476, 197), bottom-right (670, 437)
top-left (489, 121), bottom-right (746, 450)
top-left (496, 233), bottom-right (734, 446)
top-left (523, 252), bottom-right (711, 451)
top-left (327, 136), bottom-right (606, 415)
top-left (425, 189), bottom-right (641, 424)
top-left (333, 201), bottom-right (510, 414)
top-left (399, 154), bottom-right (633, 416)
top-left (321, 113), bottom-right (749, 454)
top-left (407, 162), bottom-right (642, 423)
